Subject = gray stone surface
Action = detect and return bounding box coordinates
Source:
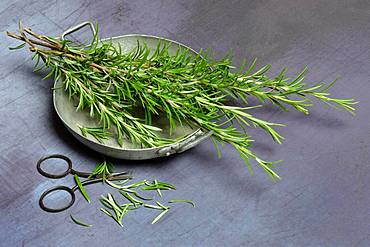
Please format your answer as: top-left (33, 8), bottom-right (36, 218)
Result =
top-left (0, 1), bottom-right (369, 246)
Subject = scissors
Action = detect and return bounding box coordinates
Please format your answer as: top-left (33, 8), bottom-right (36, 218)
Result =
top-left (37, 154), bottom-right (132, 213)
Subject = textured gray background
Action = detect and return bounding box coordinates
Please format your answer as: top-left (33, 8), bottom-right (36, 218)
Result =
top-left (0, 0), bottom-right (369, 246)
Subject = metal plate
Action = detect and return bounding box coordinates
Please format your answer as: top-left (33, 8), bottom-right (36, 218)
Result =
top-left (53, 34), bottom-right (211, 160)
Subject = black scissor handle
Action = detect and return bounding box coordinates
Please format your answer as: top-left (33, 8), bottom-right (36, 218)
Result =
top-left (37, 154), bottom-right (73, 179)
top-left (39, 186), bottom-right (75, 213)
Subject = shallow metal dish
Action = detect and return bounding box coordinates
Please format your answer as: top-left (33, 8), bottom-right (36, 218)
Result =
top-left (53, 22), bottom-right (211, 160)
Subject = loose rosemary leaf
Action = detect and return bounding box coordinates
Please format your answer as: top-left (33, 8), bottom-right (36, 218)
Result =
top-left (9, 43), bottom-right (25, 50)
top-left (105, 179), bottom-right (125, 190)
top-left (119, 191), bottom-right (143, 206)
top-left (73, 175), bottom-right (90, 203)
top-left (131, 191), bottom-right (153, 201)
top-left (156, 201), bottom-right (170, 210)
top-left (144, 204), bottom-right (164, 210)
top-left (115, 179), bottom-right (130, 185)
top-left (141, 180), bottom-right (176, 197)
top-left (155, 179), bottom-right (162, 197)
top-left (100, 208), bottom-right (113, 217)
top-left (151, 209), bottom-right (169, 224)
top-left (125, 180), bottom-right (148, 188)
top-left (168, 200), bottom-right (195, 207)
top-left (70, 214), bottom-right (92, 227)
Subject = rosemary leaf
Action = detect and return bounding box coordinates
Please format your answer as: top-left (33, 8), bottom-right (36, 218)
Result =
top-left (155, 179), bottom-right (162, 197)
top-left (151, 209), bottom-right (169, 224)
top-left (119, 191), bottom-right (143, 206)
top-left (105, 179), bottom-right (125, 189)
top-left (131, 191), bottom-right (153, 201)
top-left (143, 204), bottom-right (163, 210)
top-left (9, 43), bottom-right (25, 50)
top-left (115, 179), bottom-right (130, 185)
top-left (73, 174), bottom-right (90, 203)
top-left (168, 200), bottom-right (195, 207)
top-left (70, 214), bottom-right (92, 227)
top-left (100, 208), bottom-right (113, 217)
top-left (156, 201), bottom-right (170, 210)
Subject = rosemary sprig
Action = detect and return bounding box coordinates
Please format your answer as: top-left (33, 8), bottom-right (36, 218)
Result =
top-left (7, 22), bottom-right (358, 179)
top-left (88, 160), bottom-right (113, 181)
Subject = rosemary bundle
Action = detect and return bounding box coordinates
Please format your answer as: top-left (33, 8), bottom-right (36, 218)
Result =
top-left (7, 22), bottom-right (357, 180)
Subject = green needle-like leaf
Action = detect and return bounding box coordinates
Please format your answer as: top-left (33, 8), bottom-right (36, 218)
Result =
top-left (151, 209), bottom-right (169, 224)
top-left (8, 43), bottom-right (25, 50)
top-left (168, 199), bottom-right (195, 207)
top-left (74, 175), bottom-right (90, 203)
top-left (144, 204), bottom-right (164, 210)
top-left (70, 215), bottom-right (92, 227)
